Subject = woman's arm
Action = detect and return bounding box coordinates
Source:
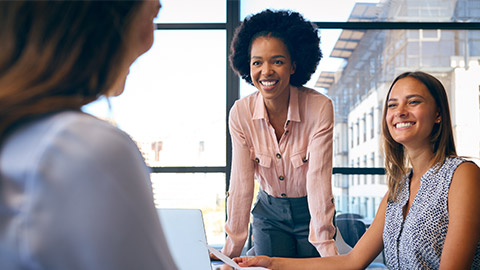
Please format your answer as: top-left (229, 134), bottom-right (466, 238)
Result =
top-left (222, 104), bottom-right (256, 258)
top-left (236, 193), bottom-right (389, 270)
top-left (440, 161), bottom-right (480, 269)
top-left (305, 98), bottom-right (337, 256)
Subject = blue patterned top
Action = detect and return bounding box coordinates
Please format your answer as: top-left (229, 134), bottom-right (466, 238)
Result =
top-left (383, 157), bottom-right (480, 269)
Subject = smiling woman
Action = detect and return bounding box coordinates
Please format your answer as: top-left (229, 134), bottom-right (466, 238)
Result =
top-left (234, 71), bottom-right (480, 270)
top-left (220, 9), bottom-right (338, 259)
top-left (382, 72), bottom-right (456, 202)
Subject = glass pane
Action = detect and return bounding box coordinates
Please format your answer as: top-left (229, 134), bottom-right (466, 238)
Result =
top-left (155, 0), bottom-right (226, 23)
top-left (241, 0), bottom-right (480, 22)
top-left (83, 30), bottom-right (226, 167)
top-left (151, 173), bottom-right (226, 245)
top-left (241, 0), bottom-right (359, 22)
top-left (323, 29), bottom-right (480, 218)
top-left (239, 0), bottom-right (480, 218)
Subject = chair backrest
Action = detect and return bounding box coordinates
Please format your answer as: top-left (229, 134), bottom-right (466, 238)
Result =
top-left (336, 213), bottom-right (364, 220)
top-left (336, 218), bottom-right (366, 248)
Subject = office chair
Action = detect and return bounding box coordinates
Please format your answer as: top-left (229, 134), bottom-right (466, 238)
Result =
top-left (336, 218), bottom-right (366, 248)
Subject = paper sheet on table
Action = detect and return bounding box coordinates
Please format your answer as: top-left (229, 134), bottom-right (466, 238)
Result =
top-left (206, 244), bottom-right (269, 270)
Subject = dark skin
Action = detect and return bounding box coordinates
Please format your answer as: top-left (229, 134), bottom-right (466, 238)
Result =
top-left (267, 107), bottom-right (288, 142)
top-left (250, 36), bottom-right (295, 144)
top-left (211, 36), bottom-right (297, 260)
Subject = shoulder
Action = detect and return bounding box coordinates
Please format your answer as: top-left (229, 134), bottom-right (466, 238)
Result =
top-left (448, 158), bottom-right (480, 201)
top-left (44, 111), bottom-right (138, 159)
top-left (440, 157), bottom-right (479, 180)
top-left (231, 91), bottom-right (260, 109)
top-left (229, 92), bottom-right (261, 120)
top-left (297, 86), bottom-right (332, 103)
top-left (6, 111), bottom-right (144, 173)
top-left (296, 87), bottom-right (334, 125)
top-left (450, 158), bottom-right (480, 184)
top-left (297, 87), bottom-right (333, 113)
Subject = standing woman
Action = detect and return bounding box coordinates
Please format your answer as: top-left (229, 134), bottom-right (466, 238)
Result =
top-left (236, 71), bottom-right (480, 269)
top-left (0, 1), bottom-right (178, 269)
top-left (222, 9), bottom-right (338, 258)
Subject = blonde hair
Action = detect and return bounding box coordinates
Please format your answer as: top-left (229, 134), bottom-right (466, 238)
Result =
top-left (381, 71), bottom-right (457, 202)
top-left (0, 1), bottom-right (142, 140)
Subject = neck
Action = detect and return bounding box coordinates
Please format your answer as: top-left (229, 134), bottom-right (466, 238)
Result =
top-left (406, 145), bottom-right (436, 180)
top-left (264, 87), bottom-right (290, 116)
top-left (265, 101), bottom-right (288, 117)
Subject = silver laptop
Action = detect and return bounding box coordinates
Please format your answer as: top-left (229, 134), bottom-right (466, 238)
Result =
top-left (157, 208), bottom-right (213, 270)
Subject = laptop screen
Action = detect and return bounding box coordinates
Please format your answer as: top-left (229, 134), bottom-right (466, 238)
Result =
top-left (157, 208), bottom-right (213, 270)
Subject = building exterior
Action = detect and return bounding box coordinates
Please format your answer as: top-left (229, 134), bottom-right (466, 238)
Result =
top-left (319, 0), bottom-right (480, 219)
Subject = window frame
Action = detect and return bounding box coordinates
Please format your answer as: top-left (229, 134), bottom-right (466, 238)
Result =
top-left (150, 0), bottom-right (480, 190)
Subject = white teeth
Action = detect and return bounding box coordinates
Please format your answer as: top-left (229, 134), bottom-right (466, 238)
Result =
top-left (261, 81), bottom-right (276, 86)
top-left (396, 122), bottom-right (413, 128)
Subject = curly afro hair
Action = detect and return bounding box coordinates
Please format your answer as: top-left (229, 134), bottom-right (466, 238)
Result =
top-left (229, 9), bottom-right (322, 87)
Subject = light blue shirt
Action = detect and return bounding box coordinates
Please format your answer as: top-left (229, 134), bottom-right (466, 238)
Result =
top-left (0, 111), bottom-right (177, 270)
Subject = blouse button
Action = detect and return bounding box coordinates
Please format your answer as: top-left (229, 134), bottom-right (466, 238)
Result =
top-left (255, 157), bottom-right (260, 163)
top-left (281, 193), bottom-right (287, 197)
top-left (284, 130), bottom-right (289, 135)
top-left (276, 153), bottom-right (281, 159)
top-left (302, 157), bottom-right (308, 163)
top-left (279, 176), bottom-right (284, 181)
top-left (286, 120), bottom-right (290, 126)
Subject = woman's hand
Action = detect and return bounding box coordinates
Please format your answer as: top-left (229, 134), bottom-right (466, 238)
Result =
top-left (234, 256), bottom-right (274, 268)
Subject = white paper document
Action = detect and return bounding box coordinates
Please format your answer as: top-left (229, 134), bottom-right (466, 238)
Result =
top-left (206, 245), bottom-right (269, 270)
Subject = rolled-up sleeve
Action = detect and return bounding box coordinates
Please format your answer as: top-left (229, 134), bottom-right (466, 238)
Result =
top-left (222, 103), bottom-right (255, 258)
top-left (306, 99), bottom-right (339, 257)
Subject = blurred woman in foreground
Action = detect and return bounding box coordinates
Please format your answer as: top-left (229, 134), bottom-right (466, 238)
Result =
top-left (0, 1), bottom-right (178, 269)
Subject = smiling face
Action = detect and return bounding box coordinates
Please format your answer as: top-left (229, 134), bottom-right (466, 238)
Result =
top-left (249, 36), bottom-right (296, 104)
top-left (386, 76), bottom-right (441, 150)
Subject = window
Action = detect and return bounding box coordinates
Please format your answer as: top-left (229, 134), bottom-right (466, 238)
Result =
top-left (155, 0), bottom-right (226, 23)
top-left (356, 158), bottom-right (360, 185)
top-left (350, 160), bottom-right (355, 186)
top-left (349, 125), bottom-right (354, 148)
top-left (370, 107), bottom-right (375, 139)
top-left (356, 120), bottom-right (360, 146)
top-left (363, 113), bottom-right (367, 142)
top-left (371, 152), bottom-right (376, 184)
top-left (363, 155), bottom-right (368, 184)
top-left (82, 0), bottom-right (480, 248)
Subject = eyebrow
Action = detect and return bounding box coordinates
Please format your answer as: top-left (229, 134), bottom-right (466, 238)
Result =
top-left (387, 94), bottom-right (425, 102)
top-left (251, 55), bottom-right (287, 59)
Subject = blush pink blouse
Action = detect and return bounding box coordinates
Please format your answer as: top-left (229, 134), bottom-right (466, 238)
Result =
top-left (222, 86), bottom-right (338, 257)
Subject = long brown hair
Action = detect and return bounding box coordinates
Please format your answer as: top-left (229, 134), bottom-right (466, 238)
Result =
top-left (0, 1), bottom-right (142, 141)
top-left (381, 71), bottom-right (457, 202)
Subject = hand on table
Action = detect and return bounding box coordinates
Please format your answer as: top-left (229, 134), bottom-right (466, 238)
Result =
top-left (234, 256), bottom-right (274, 269)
